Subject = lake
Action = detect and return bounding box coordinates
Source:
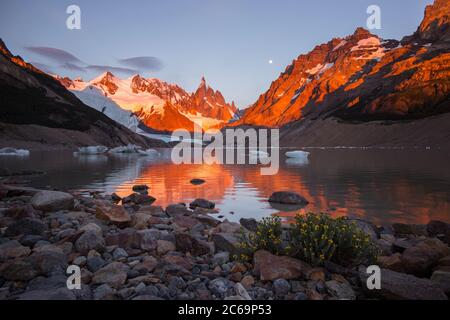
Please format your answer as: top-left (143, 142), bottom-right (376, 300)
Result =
top-left (1, 149), bottom-right (449, 226)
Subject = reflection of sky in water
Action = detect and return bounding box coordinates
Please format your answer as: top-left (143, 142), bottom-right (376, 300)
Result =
top-left (1, 149), bottom-right (449, 226)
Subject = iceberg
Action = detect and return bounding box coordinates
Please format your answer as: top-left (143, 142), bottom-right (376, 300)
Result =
top-left (108, 144), bottom-right (141, 154)
top-left (77, 146), bottom-right (108, 155)
top-left (0, 147), bottom-right (30, 156)
top-left (249, 150), bottom-right (269, 157)
top-left (285, 150), bottom-right (310, 159)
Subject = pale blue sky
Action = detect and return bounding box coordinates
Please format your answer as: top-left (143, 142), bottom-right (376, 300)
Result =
top-left (0, 0), bottom-right (434, 107)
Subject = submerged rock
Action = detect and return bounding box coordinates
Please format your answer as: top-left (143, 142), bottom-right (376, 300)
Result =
top-left (268, 191), bottom-right (309, 205)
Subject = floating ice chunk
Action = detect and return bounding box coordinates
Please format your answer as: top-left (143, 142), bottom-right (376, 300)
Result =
top-left (77, 146), bottom-right (108, 155)
top-left (0, 147), bottom-right (30, 156)
top-left (285, 150), bottom-right (310, 159)
top-left (108, 144), bottom-right (141, 154)
top-left (137, 149), bottom-right (160, 157)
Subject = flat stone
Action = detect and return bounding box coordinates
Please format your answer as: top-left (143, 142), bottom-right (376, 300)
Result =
top-left (95, 203), bottom-right (131, 226)
top-left (430, 270), bottom-right (450, 294)
top-left (175, 233), bottom-right (211, 256)
top-left (253, 250), bottom-right (311, 281)
top-left (400, 238), bottom-right (450, 276)
top-left (0, 240), bottom-right (31, 260)
top-left (5, 218), bottom-right (47, 237)
top-left (156, 240), bottom-right (176, 255)
top-left (173, 215), bottom-right (199, 229)
top-left (360, 267), bottom-right (447, 300)
top-left (165, 204), bottom-right (191, 217)
top-left (75, 231), bottom-right (105, 255)
top-left (31, 190), bottom-right (74, 212)
top-left (325, 280), bottom-right (356, 300)
top-left (122, 193), bottom-right (156, 205)
top-left (92, 262), bottom-right (128, 289)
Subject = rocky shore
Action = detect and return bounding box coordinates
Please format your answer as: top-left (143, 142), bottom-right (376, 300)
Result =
top-left (0, 185), bottom-right (449, 300)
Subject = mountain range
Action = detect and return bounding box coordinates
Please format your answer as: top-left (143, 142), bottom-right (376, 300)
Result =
top-left (0, 39), bottom-right (165, 149)
top-left (233, 0), bottom-right (450, 147)
top-left (0, 0), bottom-right (448, 149)
top-left (56, 73), bottom-right (237, 132)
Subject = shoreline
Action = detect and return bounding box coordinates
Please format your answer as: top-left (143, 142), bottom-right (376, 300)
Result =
top-left (0, 184), bottom-right (449, 300)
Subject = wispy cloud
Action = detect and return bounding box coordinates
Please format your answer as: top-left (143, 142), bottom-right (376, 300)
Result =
top-left (25, 46), bottom-right (82, 64)
top-left (118, 56), bottom-right (163, 71)
top-left (86, 65), bottom-right (137, 75)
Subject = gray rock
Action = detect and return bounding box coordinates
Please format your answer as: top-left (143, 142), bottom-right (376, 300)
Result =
top-left (239, 218), bottom-right (258, 232)
top-left (112, 247), bottom-right (128, 260)
top-left (86, 256), bottom-right (106, 273)
top-left (208, 278), bottom-right (230, 298)
top-left (212, 252), bottom-right (230, 265)
top-left (136, 229), bottom-right (160, 251)
top-left (213, 233), bottom-right (241, 256)
top-left (273, 278), bottom-right (291, 297)
top-left (31, 190), bottom-right (74, 212)
top-left (75, 231), bottom-right (105, 255)
top-left (0, 240), bottom-right (31, 260)
top-left (30, 250), bottom-right (68, 276)
top-left (325, 280), bottom-right (356, 300)
top-left (165, 204), bottom-right (191, 217)
top-left (93, 284), bottom-right (116, 300)
top-left (92, 262), bottom-right (128, 289)
top-left (0, 259), bottom-right (37, 281)
top-left (175, 233), bottom-right (211, 256)
top-left (360, 267), bottom-right (447, 300)
top-left (5, 218), bottom-right (47, 237)
top-left (431, 270), bottom-right (450, 294)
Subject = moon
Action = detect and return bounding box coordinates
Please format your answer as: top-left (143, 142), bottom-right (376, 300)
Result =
top-left (268, 60), bottom-right (273, 64)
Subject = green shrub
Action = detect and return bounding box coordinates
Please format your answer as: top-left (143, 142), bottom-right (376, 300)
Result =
top-left (291, 213), bottom-right (378, 267)
top-left (235, 216), bottom-right (286, 261)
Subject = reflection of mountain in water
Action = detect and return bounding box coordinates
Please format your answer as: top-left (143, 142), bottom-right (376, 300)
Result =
top-left (1, 149), bottom-right (449, 226)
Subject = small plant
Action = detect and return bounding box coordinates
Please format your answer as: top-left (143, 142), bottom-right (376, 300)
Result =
top-left (235, 216), bottom-right (286, 261)
top-left (291, 213), bottom-right (378, 267)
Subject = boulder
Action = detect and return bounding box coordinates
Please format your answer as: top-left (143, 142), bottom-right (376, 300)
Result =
top-left (378, 253), bottom-right (404, 273)
top-left (430, 270), bottom-right (450, 294)
top-left (75, 231), bottom-right (105, 255)
top-left (31, 190), bottom-right (74, 212)
top-left (5, 218), bottom-right (47, 237)
top-left (268, 191), bottom-right (308, 205)
top-left (29, 250), bottom-right (68, 276)
top-left (239, 218), bottom-right (258, 232)
top-left (0, 240), bottom-right (31, 260)
top-left (95, 203), bottom-right (131, 226)
top-left (156, 240), bottom-right (176, 255)
top-left (173, 215), bottom-right (200, 229)
top-left (122, 193), bottom-right (156, 205)
top-left (92, 262), bottom-right (128, 289)
top-left (400, 238), bottom-right (450, 276)
top-left (253, 250), bottom-right (311, 281)
top-left (427, 220), bottom-right (450, 244)
top-left (189, 198), bottom-right (215, 210)
top-left (360, 268), bottom-right (447, 300)
top-left (213, 233), bottom-right (241, 256)
top-left (175, 233), bottom-right (211, 256)
top-left (166, 204), bottom-right (191, 217)
top-left (0, 259), bottom-right (37, 281)
top-left (325, 280), bottom-right (356, 300)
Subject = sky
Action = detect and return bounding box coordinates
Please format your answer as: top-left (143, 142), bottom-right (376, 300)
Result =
top-left (0, 0), bottom-right (434, 108)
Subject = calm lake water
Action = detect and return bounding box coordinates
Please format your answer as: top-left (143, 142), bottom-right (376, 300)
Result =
top-left (1, 149), bottom-right (449, 226)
